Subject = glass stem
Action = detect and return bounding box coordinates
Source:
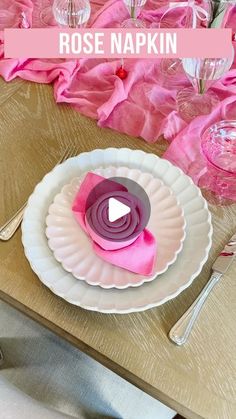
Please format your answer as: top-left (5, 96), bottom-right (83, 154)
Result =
top-left (131, 5), bottom-right (135, 19)
top-left (68, 0), bottom-right (76, 28)
top-left (199, 79), bottom-right (205, 95)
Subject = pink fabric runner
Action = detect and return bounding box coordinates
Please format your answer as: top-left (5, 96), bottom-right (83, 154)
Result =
top-left (0, 0), bottom-right (236, 194)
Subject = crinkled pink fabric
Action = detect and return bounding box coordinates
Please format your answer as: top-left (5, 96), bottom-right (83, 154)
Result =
top-left (0, 0), bottom-right (236, 152)
top-left (1, 0), bottom-right (235, 144)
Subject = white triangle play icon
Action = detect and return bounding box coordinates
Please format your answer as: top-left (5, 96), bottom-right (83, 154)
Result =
top-left (108, 198), bottom-right (131, 223)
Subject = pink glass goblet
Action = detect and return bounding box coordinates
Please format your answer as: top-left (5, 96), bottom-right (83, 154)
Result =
top-left (200, 120), bottom-right (236, 203)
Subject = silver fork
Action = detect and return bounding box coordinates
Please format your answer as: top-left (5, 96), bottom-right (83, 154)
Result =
top-left (0, 146), bottom-right (77, 241)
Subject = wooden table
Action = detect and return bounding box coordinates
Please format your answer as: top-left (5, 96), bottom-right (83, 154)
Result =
top-left (0, 78), bottom-right (236, 419)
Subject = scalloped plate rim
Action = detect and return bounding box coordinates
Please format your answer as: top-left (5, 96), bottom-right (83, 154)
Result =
top-left (45, 167), bottom-right (186, 289)
top-left (21, 148), bottom-right (213, 314)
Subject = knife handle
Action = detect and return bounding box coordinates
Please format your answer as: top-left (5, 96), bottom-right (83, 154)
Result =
top-left (169, 272), bottom-right (222, 346)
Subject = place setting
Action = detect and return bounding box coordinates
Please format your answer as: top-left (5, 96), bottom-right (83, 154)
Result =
top-left (0, 0), bottom-right (235, 349)
top-left (16, 147), bottom-right (212, 325)
top-left (1, 1), bottom-right (236, 418)
top-left (4, 138), bottom-right (236, 346)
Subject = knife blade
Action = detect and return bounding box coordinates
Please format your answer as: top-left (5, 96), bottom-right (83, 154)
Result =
top-left (169, 231), bottom-right (236, 345)
top-left (213, 231), bottom-right (236, 274)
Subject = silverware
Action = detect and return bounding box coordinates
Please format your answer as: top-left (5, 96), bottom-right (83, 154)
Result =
top-left (0, 146), bottom-right (77, 241)
top-left (169, 231), bottom-right (236, 345)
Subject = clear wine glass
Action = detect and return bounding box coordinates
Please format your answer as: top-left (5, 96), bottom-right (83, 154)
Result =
top-left (40, 0), bottom-right (91, 28)
top-left (53, 0), bottom-right (91, 27)
top-left (159, 0), bottom-right (212, 77)
top-left (122, 0), bottom-right (147, 28)
top-left (177, 51), bottom-right (234, 122)
top-left (158, 0), bottom-right (194, 77)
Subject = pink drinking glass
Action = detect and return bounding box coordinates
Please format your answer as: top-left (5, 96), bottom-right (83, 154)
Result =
top-left (200, 120), bottom-right (236, 203)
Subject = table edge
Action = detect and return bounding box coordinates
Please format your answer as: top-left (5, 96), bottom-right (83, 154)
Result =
top-left (0, 290), bottom-right (203, 419)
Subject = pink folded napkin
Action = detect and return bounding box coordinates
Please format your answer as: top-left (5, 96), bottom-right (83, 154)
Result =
top-left (72, 172), bottom-right (157, 275)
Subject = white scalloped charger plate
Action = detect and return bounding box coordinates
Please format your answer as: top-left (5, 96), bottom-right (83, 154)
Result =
top-left (22, 148), bottom-right (212, 313)
top-left (45, 167), bottom-right (186, 289)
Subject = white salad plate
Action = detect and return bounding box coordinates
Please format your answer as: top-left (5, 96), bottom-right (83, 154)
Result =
top-left (22, 148), bottom-right (212, 314)
top-left (45, 167), bottom-right (186, 289)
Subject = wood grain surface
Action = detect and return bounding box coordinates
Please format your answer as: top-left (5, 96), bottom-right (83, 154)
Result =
top-left (0, 78), bottom-right (236, 419)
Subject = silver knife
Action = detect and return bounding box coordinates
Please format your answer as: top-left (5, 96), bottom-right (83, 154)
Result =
top-left (169, 231), bottom-right (236, 345)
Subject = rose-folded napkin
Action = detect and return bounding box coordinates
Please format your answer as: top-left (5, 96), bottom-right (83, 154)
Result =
top-left (72, 172), bottom-right (157, 275)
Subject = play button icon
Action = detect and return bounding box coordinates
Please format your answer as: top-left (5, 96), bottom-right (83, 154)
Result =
top-left (108, 197), bottom-right (131, 223)
top-left (85, 176), bottom-right (151, 243)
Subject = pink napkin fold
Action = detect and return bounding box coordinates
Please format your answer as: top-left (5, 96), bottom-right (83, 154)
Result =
top-left (72, 172), bottom-right (157, 275)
